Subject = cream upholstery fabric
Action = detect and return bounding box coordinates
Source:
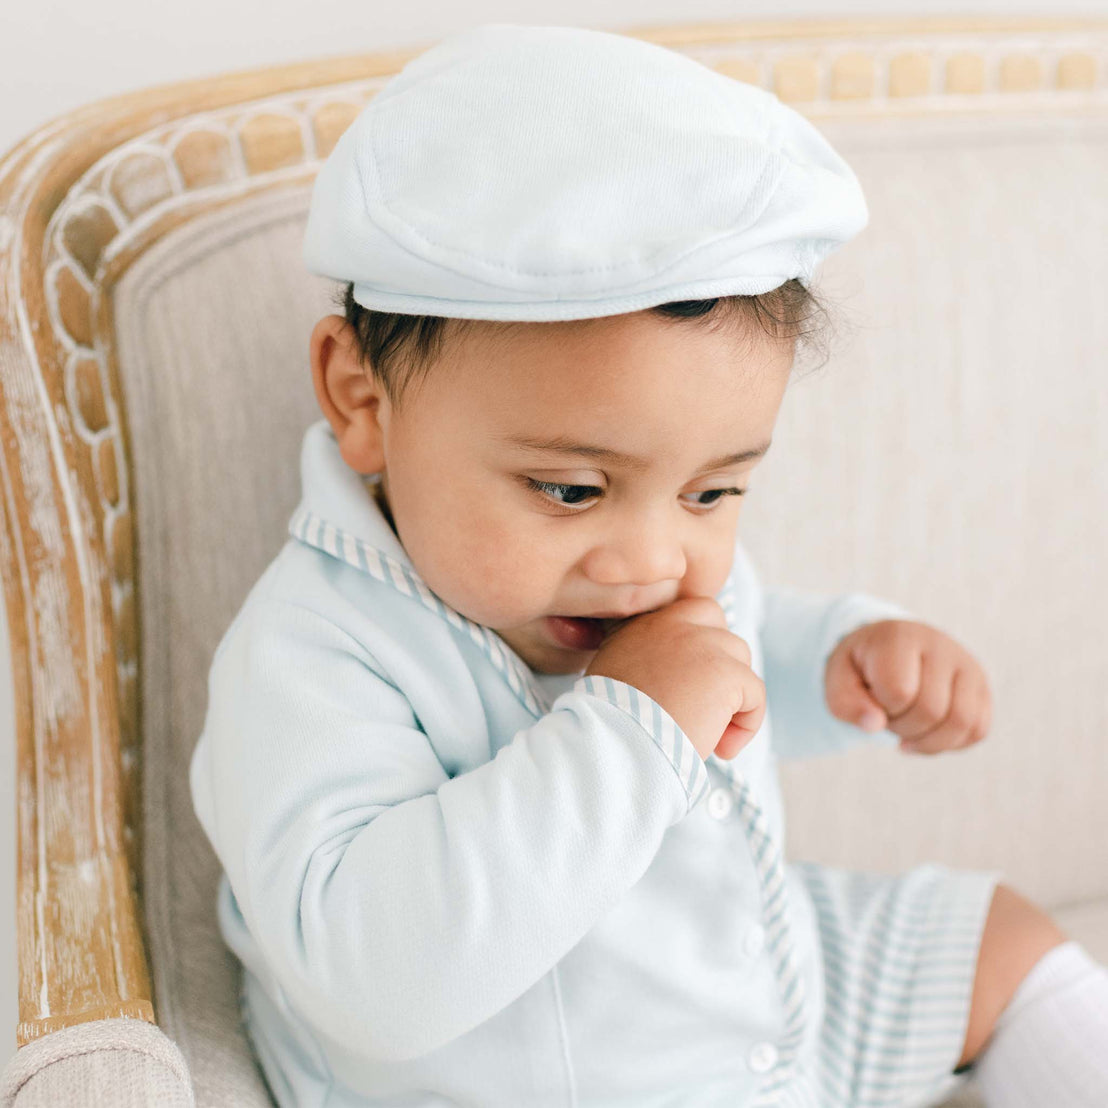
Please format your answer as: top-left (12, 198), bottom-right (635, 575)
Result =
top-left (117, 187), bottom-right (333, 1107)
top-left (0, 1019), bottom-right (194, 1107)
top-left (7, 108), bottom-right (1103, 1107)
top-left (755, 114), bottom-right (1108, 912)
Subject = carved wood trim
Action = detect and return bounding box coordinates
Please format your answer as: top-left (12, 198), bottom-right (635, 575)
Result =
top-left (2, 16), bottom-right (1106, 1048)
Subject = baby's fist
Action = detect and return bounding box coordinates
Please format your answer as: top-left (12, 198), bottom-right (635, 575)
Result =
top-left (824, 620), bottom-right (992, 755)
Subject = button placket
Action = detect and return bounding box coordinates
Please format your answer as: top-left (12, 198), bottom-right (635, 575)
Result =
top-left (725, 773), bottom-right (808, 1077)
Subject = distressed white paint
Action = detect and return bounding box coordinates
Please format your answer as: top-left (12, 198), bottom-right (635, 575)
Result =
top-left (2, 229), bottom-right (52, 1031)
top-left (2, 110), bottom-right (122, 1025)
top-left (1, 557), bottom-right (17, 1061)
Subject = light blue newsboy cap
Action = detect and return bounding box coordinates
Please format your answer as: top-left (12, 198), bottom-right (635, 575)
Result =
top-left (303, 22), bottom-right (868, 321)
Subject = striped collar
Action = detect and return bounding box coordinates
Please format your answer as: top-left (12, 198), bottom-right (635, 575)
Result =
top-left (287, 419), bottom-right (740, 724)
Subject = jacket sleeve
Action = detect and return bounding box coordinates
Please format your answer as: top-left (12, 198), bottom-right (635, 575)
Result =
top-left (189, 598), bottom-right (709, 1063)
top-left (761, 585), bottom-right (916, 761)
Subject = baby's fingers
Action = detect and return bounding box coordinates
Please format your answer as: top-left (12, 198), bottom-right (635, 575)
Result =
top-left (900, 668), bottom-right (989, 755)
top-left (714, 721), bottom-right (750, 761)
top-left (882, 650), bottom-right (951, 739)
top-left (714, 665), bottom-right (765, 760)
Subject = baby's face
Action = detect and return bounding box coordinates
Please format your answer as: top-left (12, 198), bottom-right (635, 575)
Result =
top-left (368, 309), bottom-right (793, 674)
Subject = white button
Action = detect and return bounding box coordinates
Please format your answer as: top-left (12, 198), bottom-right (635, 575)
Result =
top-left (706, 788), bottom-right (733, 820)
top-left (744, 925), bottom-right (765, 958)
top-left (747, 1041), bottom-right (779, 1074)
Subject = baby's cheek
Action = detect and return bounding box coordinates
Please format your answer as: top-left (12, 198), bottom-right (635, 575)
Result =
top-left (450, 566), bottom-right (535, 628)
top-left (418, 519), bottom-right (546, 628)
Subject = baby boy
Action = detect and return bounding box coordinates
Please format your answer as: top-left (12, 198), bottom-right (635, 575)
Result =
top-left (190, 22), bottom-right (1095, 1108)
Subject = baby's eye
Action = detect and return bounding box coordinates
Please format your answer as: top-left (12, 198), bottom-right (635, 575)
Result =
top-left (683, 488), bottom-right (746, 509)
top-left (524, 478), bottom-right (601, 506)
top-left (523, 478), bottom-right (746, 511)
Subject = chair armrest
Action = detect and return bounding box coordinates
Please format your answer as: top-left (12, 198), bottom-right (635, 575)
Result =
top-left (0, 36), bottom-right (419, 1051)
top-left (0, 1018), bottom-right (194, 1107)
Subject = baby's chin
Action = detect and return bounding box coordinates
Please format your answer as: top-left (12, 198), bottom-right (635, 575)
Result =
top-left (529, 653), bottom-right (593, 676)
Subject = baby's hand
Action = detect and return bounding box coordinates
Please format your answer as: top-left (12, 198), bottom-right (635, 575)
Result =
top-left (824, 620), bottom-right (992, 755)
top-left (585, 597), bottom-right (765, 763)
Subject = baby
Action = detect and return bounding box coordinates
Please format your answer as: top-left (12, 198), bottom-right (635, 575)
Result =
top-left (189, 22), bottom-right (1108, 1108)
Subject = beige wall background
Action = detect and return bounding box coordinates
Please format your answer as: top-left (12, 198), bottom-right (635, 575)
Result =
top-left (3, 0), bottom-right (1108, 1071)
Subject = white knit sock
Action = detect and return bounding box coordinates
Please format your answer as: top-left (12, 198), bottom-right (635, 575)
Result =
top-left (969, 939), bottom-right (1108, 1107)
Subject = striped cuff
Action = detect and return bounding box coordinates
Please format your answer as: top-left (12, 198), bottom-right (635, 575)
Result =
top-left (572, 674), bottom-right (710, 812)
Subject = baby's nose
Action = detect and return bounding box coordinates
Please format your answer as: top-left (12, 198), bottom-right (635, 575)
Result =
top-left (583, 532), bottom-right (687, 589)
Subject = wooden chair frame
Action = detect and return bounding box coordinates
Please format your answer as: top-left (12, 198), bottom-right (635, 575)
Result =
top-left (2, 14), bottom-right (1106, 1048)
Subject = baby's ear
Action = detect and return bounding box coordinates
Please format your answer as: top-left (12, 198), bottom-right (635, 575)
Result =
top-left (310, 315), bottom-right (388, 474)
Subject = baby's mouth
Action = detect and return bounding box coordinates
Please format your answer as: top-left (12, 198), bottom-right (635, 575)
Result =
top-left (544, 615), bottom-right (617, 651)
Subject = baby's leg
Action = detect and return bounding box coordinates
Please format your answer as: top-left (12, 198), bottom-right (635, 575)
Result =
top-left (957, 882), bottom-right (1108, 1105)
top-left (955, 883), bottom-right (1067, 1068)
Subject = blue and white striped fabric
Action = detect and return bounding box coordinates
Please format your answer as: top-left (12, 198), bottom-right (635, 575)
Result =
top-left (767, 862), bottom-right (1001, 1108)
top-left (191, 419), bottom-right (1003, 1108)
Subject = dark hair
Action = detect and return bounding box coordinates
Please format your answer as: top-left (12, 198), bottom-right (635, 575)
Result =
top-left (333, 278), bottom-right (836, 410)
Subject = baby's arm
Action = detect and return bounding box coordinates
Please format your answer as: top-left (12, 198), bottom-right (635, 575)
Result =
top-left (761, 586), bottom-right (914, 759)
top-left (189, 599), bottom-right (706, 1063)
top-left (731, 543), bottom-right (913, 759)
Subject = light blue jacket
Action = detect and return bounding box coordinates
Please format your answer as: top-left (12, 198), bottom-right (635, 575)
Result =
top-left (189, 419), bottom-right (911, 1107)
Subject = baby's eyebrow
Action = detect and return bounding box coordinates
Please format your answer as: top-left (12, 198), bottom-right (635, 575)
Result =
top-left (500, 433), bottom-right (771, 474)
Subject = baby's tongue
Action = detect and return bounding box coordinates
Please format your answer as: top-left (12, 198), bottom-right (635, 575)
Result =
top-left (547, 615), bottom-right (607, 651)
